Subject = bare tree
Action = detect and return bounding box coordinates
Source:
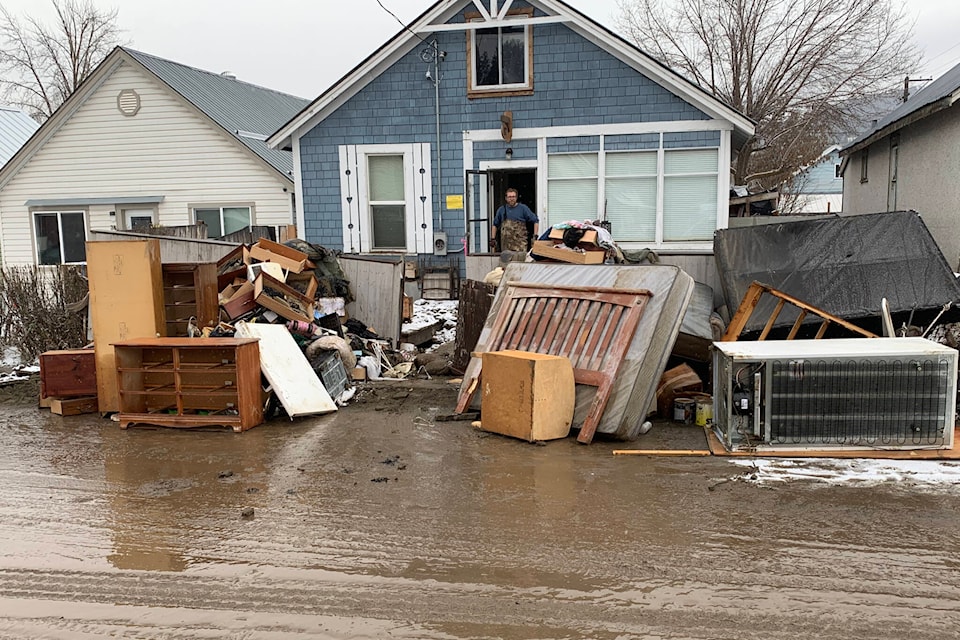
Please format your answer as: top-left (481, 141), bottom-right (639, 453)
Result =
top-left (615, 0), bottom-right (918, 190)
top-left (0, 0), bottom-right (123, 121)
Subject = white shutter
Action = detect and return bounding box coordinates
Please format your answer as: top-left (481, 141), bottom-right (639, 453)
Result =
top-left (339, 145), bottom-right (362, 252)
top-left (411, 142), bottom-right (433, 254)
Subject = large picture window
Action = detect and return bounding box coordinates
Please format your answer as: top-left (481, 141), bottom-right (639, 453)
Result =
top-left (34, 211), bottom-right (86, 265)
top-left (546, 143), bottom-right (720, 246)
top-left (467, 10), bottom-right (533, 97)
top-left (194, 206), bottom-right (251, 237)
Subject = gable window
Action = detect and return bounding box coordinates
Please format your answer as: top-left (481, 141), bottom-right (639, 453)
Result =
top-left (339, 143), bottom-right (433, 254)
top-left (467, 9), bottom-right (533, 98)
top-left (34, 211), bottom-right (87, 265)
top-left (193, 206), bottom-right (251, 237)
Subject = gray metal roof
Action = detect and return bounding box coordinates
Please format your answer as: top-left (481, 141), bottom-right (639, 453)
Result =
top-left (842, 61), bottom-right (960, 155)
top-left (0, 107), bottom-right (39, 169)
top-left (124, 48), bottom-right (309, 179)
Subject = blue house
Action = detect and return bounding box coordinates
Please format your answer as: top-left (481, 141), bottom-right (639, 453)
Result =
top-left (783, 146), bottom-right (843, 215)
top-left (268, 0), bottom-right (754, 263)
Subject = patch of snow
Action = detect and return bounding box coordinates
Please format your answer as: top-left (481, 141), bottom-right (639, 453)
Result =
top-left (403, 299), bottom-right (458, 347)
top-left (0, 372), bottom-right (29, 386)
top-left (729, 458), bottom-right (960, 492)
top-left (2, 346), bottom-right (21, 368)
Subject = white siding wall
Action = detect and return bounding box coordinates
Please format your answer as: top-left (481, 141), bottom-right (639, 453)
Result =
top-left (0, 60), bottom-right (292, 266)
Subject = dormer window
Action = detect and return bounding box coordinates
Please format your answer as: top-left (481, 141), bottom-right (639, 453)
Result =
top-left (467, 9), bottom-right (534, 98)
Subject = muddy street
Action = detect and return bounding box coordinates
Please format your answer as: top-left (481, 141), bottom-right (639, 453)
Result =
top-left (0, 378), bottom-right (959, 639)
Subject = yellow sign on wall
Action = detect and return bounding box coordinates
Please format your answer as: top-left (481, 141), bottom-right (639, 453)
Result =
top-left (446, 194), bottom-right (464, 210)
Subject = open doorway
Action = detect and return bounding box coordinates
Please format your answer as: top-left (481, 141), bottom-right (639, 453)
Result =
top-left (490, 168), bottom-right (536, 251)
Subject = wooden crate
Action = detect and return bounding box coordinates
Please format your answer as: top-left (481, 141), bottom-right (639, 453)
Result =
top-left (40, 349), bottom-right (97, 399)
top-left (479, 350), bottom-right (575, 442)
top-left (253, 272), bottom-right (314, 323)
top-left (114, 337), bottom-right (263, 431)
top-left (531, 241), bottom-right (605, 264)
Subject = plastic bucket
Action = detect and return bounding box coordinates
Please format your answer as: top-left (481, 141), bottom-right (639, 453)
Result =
top-left (695, 398), bottom-right (714, 426)
top-left (673, 397), bottom-right (695, 424)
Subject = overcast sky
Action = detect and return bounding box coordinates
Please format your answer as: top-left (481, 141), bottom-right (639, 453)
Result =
top-left (3, 0), bottom-right (959, 99)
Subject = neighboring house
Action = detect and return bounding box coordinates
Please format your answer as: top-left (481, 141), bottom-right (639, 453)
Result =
top-left (0, 107), bottom-right (39, 168)
top-left (0, 47), bottom-right (309, 267)
top-left (268, 0), bottom-right (754, 261)
top-left (839, 61), bottom-right (960, 269)
top-left (783, 146), bottom-right (843, 215)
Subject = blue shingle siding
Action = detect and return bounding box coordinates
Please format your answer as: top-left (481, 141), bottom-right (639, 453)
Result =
top-left (546, 136), bottom-right (601, 153)
top-left (605, 133), bottom-right (660, 151)
top-left (475, 138), bottom-right (537, 161)
top-left (663, 131), bottom-right (721, 148)
top-left (298, 10), bottom-right (711, 251)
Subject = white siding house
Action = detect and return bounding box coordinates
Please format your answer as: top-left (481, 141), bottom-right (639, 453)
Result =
top-left (0, 47), bottom-right (309, 267)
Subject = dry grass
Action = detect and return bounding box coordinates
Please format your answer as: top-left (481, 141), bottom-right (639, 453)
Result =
top-left (0, 266), bottom-right (89, 363)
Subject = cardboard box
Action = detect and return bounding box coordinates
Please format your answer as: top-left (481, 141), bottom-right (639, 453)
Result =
top-left (402, 294), bottom-right (413, 320)
top-left (479, 350), bottom-right (575, 442)
top-left (253, 272), bottom-right (314, 323)
top-left (404, 261), bottom-right (418, 280)
top-left (216, 245), bottom-right (250, 290)
top-left (249, 238), bottom-right (308, 273)
top-left (548, 227), bottom-right (599, 245)
top-left (285, 271), bottom-right (319, 299)
top-left (531, 240), bottom-right (605, 265)
top-left (351, 366), bottom-right (367, 381)
top-left (220, 280), bottom-right (256, 319)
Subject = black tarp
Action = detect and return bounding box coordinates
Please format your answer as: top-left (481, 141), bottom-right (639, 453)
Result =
top-left (714, 211), bottom-right (960, 336)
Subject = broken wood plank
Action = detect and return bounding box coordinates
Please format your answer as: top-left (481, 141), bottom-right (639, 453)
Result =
top-left (612, 449), bottom-right (712, 456)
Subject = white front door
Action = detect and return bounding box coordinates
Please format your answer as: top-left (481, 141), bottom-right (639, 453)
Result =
top-left (121, 208), bottom-right (155, 231)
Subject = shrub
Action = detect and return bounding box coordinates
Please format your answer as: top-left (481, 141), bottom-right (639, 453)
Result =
top-left (0, 265), bottom-right (89, 363)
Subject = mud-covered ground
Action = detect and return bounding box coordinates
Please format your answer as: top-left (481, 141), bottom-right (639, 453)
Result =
top-left (1, 375), bottom-right (960, 639)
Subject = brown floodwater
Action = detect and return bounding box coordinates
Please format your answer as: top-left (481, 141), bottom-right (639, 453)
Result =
top-left (0, 379), bottom-right (959, 639)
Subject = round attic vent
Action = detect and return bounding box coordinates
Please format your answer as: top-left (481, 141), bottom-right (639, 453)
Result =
top-left (116, 89), bottom-right (141, 116)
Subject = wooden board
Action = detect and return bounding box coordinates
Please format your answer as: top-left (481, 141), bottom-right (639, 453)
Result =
top-left (705, 426), bottom-right (960, 459)
top-left (87, 239), bottom-right (165, 413)
top-left (234, 321), bottom-right (337, 418)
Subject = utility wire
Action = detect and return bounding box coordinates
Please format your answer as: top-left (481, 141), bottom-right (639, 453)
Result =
top-left (374, 0), bottom-right (429, 44)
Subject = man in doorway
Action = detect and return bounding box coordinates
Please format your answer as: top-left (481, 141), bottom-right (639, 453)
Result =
top-left (490, 188), bottom-right (538, 252)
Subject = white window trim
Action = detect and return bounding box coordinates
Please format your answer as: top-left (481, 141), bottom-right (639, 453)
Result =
top-left (543, 142), bottom-right (724, 250)
top-left (339, 143), bottom-right (433, 254)
top-left (117, 205), bottom-right (159, 231)
top-left (190, 204), bottom-right (254, 237)
top-left (31, 209), bottom-right (88, 265)
top-left (467, 9), bottom-right (533, 96)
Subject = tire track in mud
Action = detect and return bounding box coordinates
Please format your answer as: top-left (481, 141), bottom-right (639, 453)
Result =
top-left (0, 563), bottom-right (958, 639)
